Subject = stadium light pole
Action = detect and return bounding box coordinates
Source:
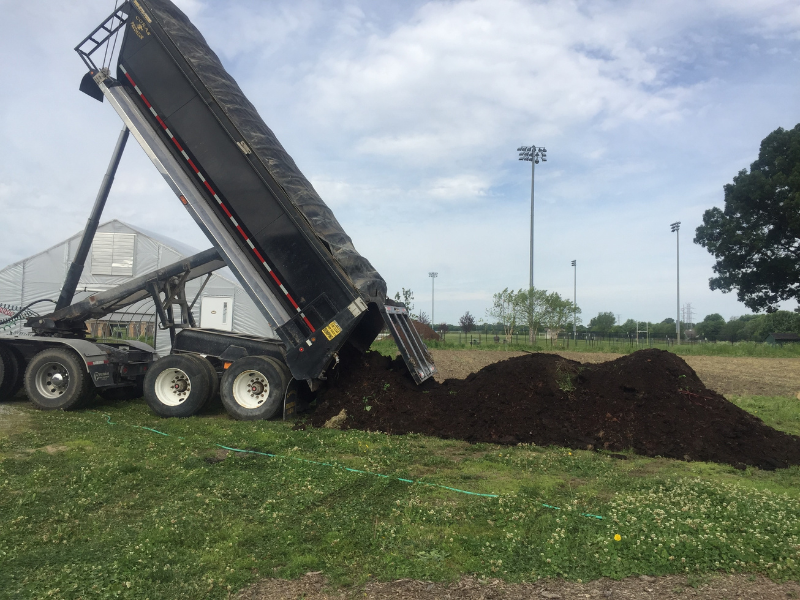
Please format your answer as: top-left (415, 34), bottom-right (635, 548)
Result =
top-left (429, 272), bottom-right (438, 326)
top-left (517, 145), bottom-right (547, 291)
top-left (671, 222), bottom-right (681, 345)
top-left (571, 260), bottom-right (577, 339)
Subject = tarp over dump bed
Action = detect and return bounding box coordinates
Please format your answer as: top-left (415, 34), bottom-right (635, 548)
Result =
top-left (129, 0), bottom-right (386, 303)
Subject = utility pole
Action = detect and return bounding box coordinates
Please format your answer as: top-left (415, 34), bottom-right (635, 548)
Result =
top-left (571, 260), bottom-right (577, 339)
top-left (671, 221), bottom-right (681, 344)
top-left (428, 272), bottom-right (438, 326)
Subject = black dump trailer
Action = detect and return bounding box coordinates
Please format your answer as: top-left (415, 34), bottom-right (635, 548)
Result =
top-left (0, 0), bottom-right (435, 420)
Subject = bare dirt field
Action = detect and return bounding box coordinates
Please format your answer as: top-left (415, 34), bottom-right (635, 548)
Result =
top-left (238, 572), bottom-right (800, 600)
top-left (430, 349), bottom-right (800, 398)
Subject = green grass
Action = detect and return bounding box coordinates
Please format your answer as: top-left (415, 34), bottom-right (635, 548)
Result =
top-left (2, 395), bottom-right (800, 599)
top-left (729, 396), bottom-right (800, 436)
top-left (373, 336), bottom-right (800, 358)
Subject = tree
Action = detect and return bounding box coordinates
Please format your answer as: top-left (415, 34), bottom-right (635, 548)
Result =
top-left (746, 310), bottom-right (800, 340)
top-left (540, 291), bottom-right (580, 333)
top-left (459, 311), bottom-right (476, 336)
top-left (695, 313), bottom-right (725, 341)
top-left (515, 287), bottom-right (549, 342)
top-left (417, 311), bottom-right (431, 325)
top-left (694, 124), bottom-right (800, 313)
top-left (485, 288), bottom-right (518, 339)
top-left (393, 288), bottom-right (415, 314)
top-left (589, 312), bottom-right (616, 333)
top-left (721, 314), bottom-right (760, 342)
top-left (618, 319), bottom-right (638, 336)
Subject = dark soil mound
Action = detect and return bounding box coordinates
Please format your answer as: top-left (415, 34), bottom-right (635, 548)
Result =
top-left (411, 320), bottom-right (440, 340)
top-left (311, 349), bottom-right (800, 470)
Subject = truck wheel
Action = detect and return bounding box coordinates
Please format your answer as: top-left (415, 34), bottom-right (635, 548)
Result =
top-left (24, 348), bottom-right (94, 410)
top-left (0, 345), bottom-right (21, 400)
top-left (143, 355), bottom-right (210, 417)
top-left (221, 356), bottom-right (288, 420)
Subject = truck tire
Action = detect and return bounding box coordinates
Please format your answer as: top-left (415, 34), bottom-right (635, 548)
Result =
top-left (143, 354), bottom-right (210, 417)
top-left (24, 348), bottom-right (94, 411)
top-left (8, 347), bottom-right (25, 397)
top-left (221, 355), bottom-right (288, 420)
top-left (194, 356), bottom-right (220, 405)
top-left (0, 345), bottom-right (21, 400)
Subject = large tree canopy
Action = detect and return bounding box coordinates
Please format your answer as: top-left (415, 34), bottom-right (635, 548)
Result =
top-left (694, 124), bottom-right (800, 312)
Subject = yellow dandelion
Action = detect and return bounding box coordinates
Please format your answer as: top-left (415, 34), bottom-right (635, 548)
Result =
top-left (614, 534), bottom-right (621, 541)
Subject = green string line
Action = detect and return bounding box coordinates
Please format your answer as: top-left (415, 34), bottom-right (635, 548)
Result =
top-left (93, 412), bottom-right (602, 517)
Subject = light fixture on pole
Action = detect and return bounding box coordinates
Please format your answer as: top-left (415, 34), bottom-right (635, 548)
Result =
top-left (571, 260), bottom-right (577, 339)
top-left (517, 145), bottom-right (547, 291)
top-left (428, 272), bottom-right (438, 326)
top-left (670, 221), bottom-right (681, 345)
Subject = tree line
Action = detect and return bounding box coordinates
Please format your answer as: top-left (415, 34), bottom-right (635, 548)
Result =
top-left (582, 310), bottom-right (800, 342)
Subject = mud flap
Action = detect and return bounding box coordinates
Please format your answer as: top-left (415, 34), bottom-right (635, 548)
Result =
top-left (379, 303), bottom-right (437, 384)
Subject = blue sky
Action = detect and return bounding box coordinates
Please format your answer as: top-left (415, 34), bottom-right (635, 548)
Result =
top-left (0, 0), bottom-right (798, 326)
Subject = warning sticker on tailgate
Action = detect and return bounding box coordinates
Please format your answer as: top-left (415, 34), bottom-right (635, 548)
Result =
top-left (322, 320), bottom-right (342, 341)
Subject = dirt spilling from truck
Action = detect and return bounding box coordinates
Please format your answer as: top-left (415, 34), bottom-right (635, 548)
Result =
top-left (310, 349), bottom-right (800, 470)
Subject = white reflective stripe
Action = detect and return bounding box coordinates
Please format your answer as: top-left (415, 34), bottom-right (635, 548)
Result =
top-left (262, 262), bottom-right (271, 272)
top-left (305, 340), bottom-right (313, 347)
top-left (246, 239), bottom-right (255, 249)
top-left (120, 65), bottom-right (128, 73)
top-left (198, 173), bottom-right (206, 182)
top-left (149, 106), bottom-right (158, 116)
top-left (213, 195), bottom-right (222, 204)
top-left (134, 85), bottom-right (141, 94)
top-left (181, 151), bottom-right (189, 160)
top-left (230, 217), bottom-right (239, 227)
top-left (165, 128), bottom-right (173, 138)
top-left (279, 284), bottom-right (288, 294)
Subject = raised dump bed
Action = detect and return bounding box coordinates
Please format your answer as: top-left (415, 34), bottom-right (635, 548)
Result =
top-left (75, 0), bottom-right (435, 388)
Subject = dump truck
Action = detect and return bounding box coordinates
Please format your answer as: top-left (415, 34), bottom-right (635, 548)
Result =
top-left (0, 0), bottom-right (435, 420)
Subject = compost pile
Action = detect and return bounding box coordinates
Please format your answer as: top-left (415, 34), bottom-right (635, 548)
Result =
top-left (311, 349), bottom-right (800, 470)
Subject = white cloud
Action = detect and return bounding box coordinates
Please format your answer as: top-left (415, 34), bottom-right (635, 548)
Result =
top-left (0, 0), bottom-right (798, 325)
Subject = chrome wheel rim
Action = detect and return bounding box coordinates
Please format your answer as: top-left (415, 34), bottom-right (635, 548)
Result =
top-left (154, 368), bottom-right (191, 406)
top-left (35, 362), bottom-right (70, 399)
top-left (232, 370), bottom-right (270, 409)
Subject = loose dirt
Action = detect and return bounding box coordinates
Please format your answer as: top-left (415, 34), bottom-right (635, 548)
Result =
top-left (237, 572), bottom-right (800, 600)
top-left (430, 350), bottom-right (800, 398)
top-left (312, 349), bottom-right (800, 470)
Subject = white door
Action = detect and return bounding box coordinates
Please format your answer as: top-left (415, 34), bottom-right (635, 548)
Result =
top-left (201, 297), bottom-right (234, 331)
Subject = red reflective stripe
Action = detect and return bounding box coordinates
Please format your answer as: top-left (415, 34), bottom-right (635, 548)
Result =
top-left (122, 65), bottom-right (314, 332)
